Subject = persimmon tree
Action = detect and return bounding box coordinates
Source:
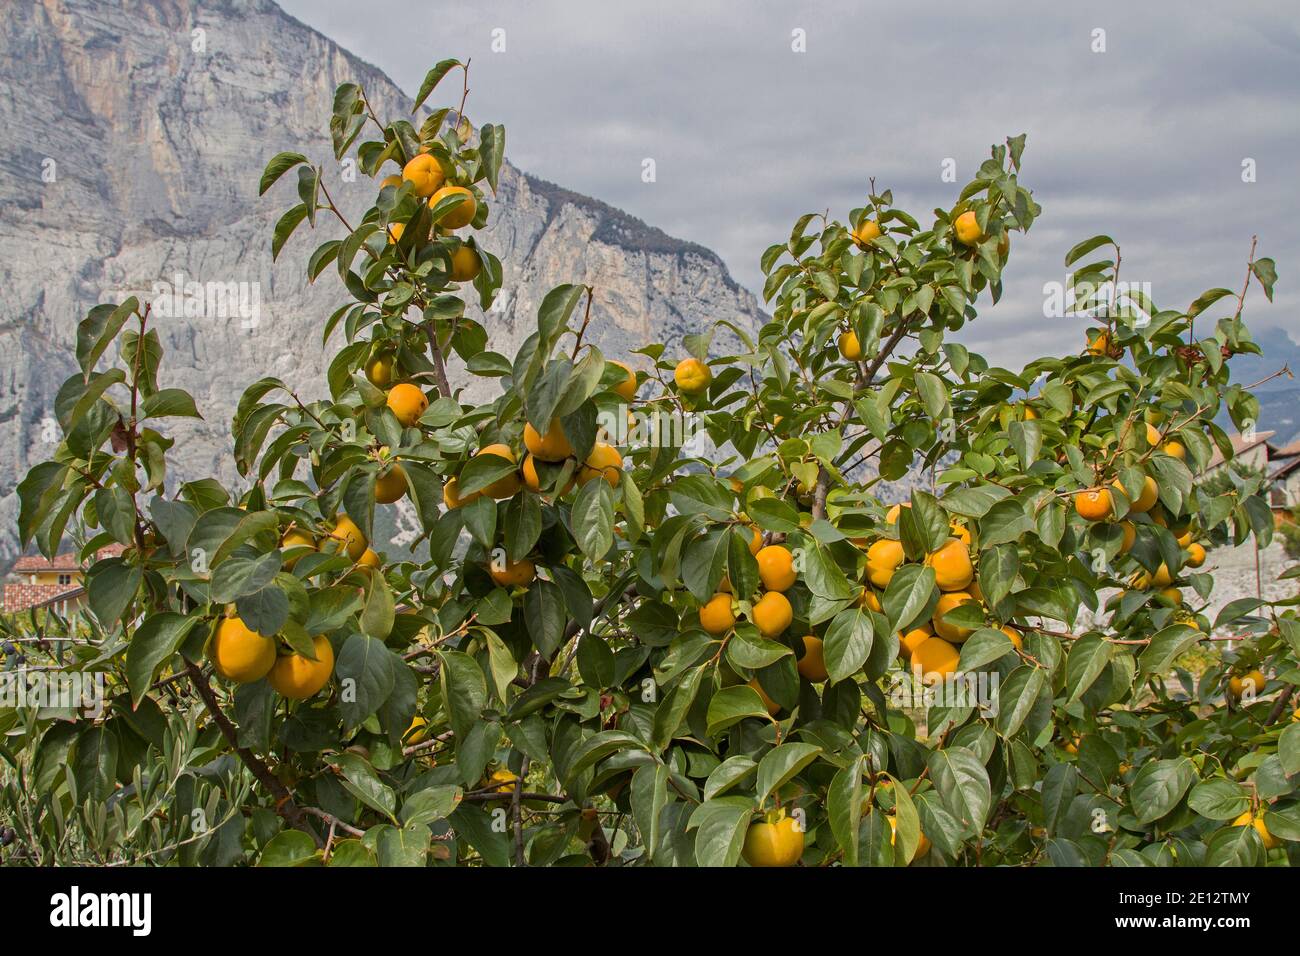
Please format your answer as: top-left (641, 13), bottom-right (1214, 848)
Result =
top-left (4, 57), bottom-right (1299, 867)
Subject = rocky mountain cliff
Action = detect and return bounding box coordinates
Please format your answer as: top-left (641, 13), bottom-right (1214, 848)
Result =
top-left (0, 0), bottom-right (765, 563)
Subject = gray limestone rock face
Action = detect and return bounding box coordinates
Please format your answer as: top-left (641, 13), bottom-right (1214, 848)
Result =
top-left (0, 0), bottom-right (766, 563)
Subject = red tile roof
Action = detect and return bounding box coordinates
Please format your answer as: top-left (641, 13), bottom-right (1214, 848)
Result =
top-left (3, 583), bottom-right (85, 613)
top-left (12, 553), bottom-right (81, 572)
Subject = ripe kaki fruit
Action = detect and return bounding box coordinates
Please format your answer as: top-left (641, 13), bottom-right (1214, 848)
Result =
top-left (386, 222), bottom-right (406, 244)
top-left (365, 352), bottom-right (396, 388)
top-left (358, 548), bottom-right (381, 570)
top-left (486, 768), bottom-right (518, 793)
top-left (379, 174), bottom-right (403, 191)
top-left (742, 810), bottom-right (803, 867)
top-left (580, 442), bottom-right (623, 487)
top-left (699, 593), bottom-right (736, 635)
top-left (450, 244), bottom-right (480, 282)
top-left (442, 476), bottom-right (480, 509)
top-left (402, 153), bottom-right (445, 197)
top-left (1001, 625), bottom-right (1023, 650)
top-left (885, 502), bottom-right (910, 524)
top-left (477, 443), bottom-right (523, 498)
top-left (280, 528), bottom-right (315, 569)
top-left (374, 463), bottom-right (408, 503)
top-left (331, 514), bottom-right (368, 561)
top-left (1075, 487), bottom-right (1113, 521)
top-left (268, 635), bottom-right (335, 700)
top-left (753, 591), bottom-right (794, 637)
top-left (404, 716), bottom-right (429, 745)
top-left (887, 815), bottom-right (932, 863)
top-left (489, 556), bottom-right (536, 588)
top-left (749, 678), bottom-right (781, 717)
top-left (949, 522), bottom-right (972, 546)
top-left (756, 545), bottom-right (797, 592)
top-left (1228, 669), bottom-right (1267, 701)
top-left (523, 419), bottom-right (574, 461)
top-left (926, 538), bottom-right (974, 592)
top-left (521, 454), bottom-right (575, 496)
top-left (1159, 582), bottom-right (1190, 606)
top-left (430, 184), bottom-right (477, 228)
top-left (1119, 521), bottom-right (1137, 554)
top-left (1185, 542), bottom-right (1206, 567)
top-left (386, 383), bottom-right (429, 427)
top-left (1115, 475), bottom-right (1158, 514)
top-left (953, 210), bottom-right (982, 245)
top-left (866, 538), bottom-right (905, 588)
top-left (857, 587), bottom-right (883, 613)
top-left (674, 357), bottom-right (712, 394)
top-left (911, 636), bottom-right (960, 685)
top-left (838, 331), bottom-right (862, 361)
top-left (1175, 529), bottom-right (1193, 548)
top-left (797, 635), bottom-right (828, 683)
top-left (1145, 423), bottom-right (1161, 446)
top-left (898, 624), bottom-right (933, 660)
top-left (852, 218), bottom-right (882, 247)
top-left (747, 525), bottom-right (763, 556)
top-left (1162, 440), bottom-right (1186, 460)
top-left (1086, 331), bottom-right (1110, 356)
top-left (210, 617), bottom-right (277, 683)
top-left (610, 361), bottom-right (638, 402)
top-left (932, 590), bottom-right (976, 642)
top-left (1231, 810), bottom-right (1281, 850)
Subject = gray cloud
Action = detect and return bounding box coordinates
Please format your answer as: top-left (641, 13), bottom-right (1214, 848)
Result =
top-left (279, 0), bottom-right (1300, 367)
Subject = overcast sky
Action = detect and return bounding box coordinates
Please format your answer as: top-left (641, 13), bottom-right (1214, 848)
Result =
top-left (279, 0), bottom-right (1298, 369)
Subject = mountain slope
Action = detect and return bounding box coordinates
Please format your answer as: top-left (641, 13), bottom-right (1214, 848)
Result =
top-left (0, 0), bottom-right (764, 561)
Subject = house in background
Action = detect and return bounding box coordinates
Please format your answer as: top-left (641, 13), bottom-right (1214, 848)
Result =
top-left (1202, 429), bottom-right (1300, 516)
top-left (1269, 438), bottom-right (1300, 511)
top-left (3, 544), bottom-right (126, 615)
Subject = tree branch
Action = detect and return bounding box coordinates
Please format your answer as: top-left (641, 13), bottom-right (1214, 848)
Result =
top-left (184, 661), bottom-right (321, 848)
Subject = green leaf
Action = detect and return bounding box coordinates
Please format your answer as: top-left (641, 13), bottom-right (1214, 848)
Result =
top-left (1131, 757), bottom-right (1197, 824)
top-left (572, 477), bottom-right (615, 561)
top-left (703, 756), bottom-right (758, 801)
top-left (821, 608), bottom-right (874, 683)
top-left (630, 763), bottom-right (670, 861)
top-left (336, 633), bottom-right (396, 725)
top-left (360, 573), bottom-right (395, 640)
top-left (259, 152), bottom-right (309, 196)
top-left (1065, 633), bottom-right (1112, 702)
top-left (1280, 723), bottom-right (1300, 777)
top-left (564, 730), bottom-right (646, 786)
top-left (754, 743), bottom-right (821, 804)
top-left (76, 299), bottom-right (137, 377)
top-left (827, 756), bottom-right (867, 866)
top-left (1187, 779), bottom-right (1250, 821)
top-left (479, 122), bottom-right (505, 193)
top-left (334, 751), bottom-right (398, 822)
top-left (883, 564), bottom-right (938, 634)
top-left (72, 726), bottom-right (119, 800)
top-left (86, 559), bottom-right (142, 629)
top-left (126, 613), bottom-right (200, 707)
top-left (927, 747), bottom-right (991, 834)
top-left (412, 59), bottom-right (461, 113)
top-left (706, 685), bottom-right (770, 735)
top-left (439, 649), bottom-right (487, 740)
top-left (141, 388), bottom-right (201, 420)
top-left (687, 796), bottom-right (754, 868)
top-left (258, 830), bottom-right (319, 867)
top-left (1064, 234), bottom-right (1114, 267)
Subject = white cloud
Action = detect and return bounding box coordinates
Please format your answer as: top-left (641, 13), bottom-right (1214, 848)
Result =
top-left (279, 0), bottom-right (1299, 367)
